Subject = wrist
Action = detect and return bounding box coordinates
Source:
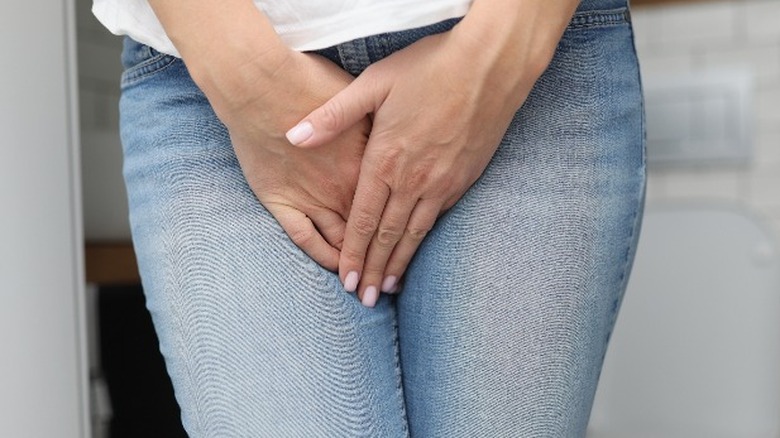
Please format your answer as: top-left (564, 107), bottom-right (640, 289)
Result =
top-left (149, 0), bottom-right (292, 115)
top-left (179, 21), bottom-right (290, 100)
top-left (451, 0), bottom-right (578, 105)
top-left (187, 38), bottom-right (292, 118)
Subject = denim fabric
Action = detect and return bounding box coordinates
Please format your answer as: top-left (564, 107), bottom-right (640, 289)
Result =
top-left (119, 0), bottom-right (645, 436)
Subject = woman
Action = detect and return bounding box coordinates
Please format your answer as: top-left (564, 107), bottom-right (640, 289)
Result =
top-left (94, 0), bottom-right (645, 435)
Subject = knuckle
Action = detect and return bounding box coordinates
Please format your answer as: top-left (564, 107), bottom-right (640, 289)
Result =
top-left (351, 213), bottom-right (380, 238)
top-left (340, 246), bottom-right (365, 265)
top-left (406, 160), bottom-right (434, 189)
top-left (289, 226), bottom-right (315, 247)
top-left (373, 148), bottom-right (402, 178)
top-left (406, 225), bottom-right (431, 241)
top-left (330, 233), bottom-right (344, 251)
top-left (319, 100), bottom-right (345, 132)
top-left (376, 227), bottom-right (402, 246)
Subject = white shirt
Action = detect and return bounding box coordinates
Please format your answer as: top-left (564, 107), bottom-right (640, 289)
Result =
top-left (93, 0), bottom-right (473, 57)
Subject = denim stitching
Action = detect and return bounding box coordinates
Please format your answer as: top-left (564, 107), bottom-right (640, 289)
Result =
top-left (390, 306), bottom-right (411, 438)
top-left (604, 18), bottom-right (646, 345)
top-left (121, 54), bottom-right (178, 88)
top-left (568, 8), bottom-right (630, 30)
top-left (605, 167), bottom-right (645, 352)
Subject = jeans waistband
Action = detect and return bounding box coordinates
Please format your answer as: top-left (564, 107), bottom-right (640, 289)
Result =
top-left (578, 0), bottom-right (629, 12)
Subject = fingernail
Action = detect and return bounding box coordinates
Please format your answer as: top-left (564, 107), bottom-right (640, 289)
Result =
top-left (344, 271), bottom-right (359, 292)
top-left (285, 121), bottom-right (313, 145)
top-left (362, 286), bottom-right (379, 308)
top-left (381, 275), bottom-right (397, 293)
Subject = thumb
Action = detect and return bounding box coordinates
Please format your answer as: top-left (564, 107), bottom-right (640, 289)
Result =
top-left (286, 74), bottom-right (382, 148)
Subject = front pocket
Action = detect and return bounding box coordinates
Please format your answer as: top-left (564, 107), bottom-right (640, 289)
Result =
top-left (121, 45), bottom-right (179, 89)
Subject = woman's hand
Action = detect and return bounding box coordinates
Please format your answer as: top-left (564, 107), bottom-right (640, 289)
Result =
top-left (288, 0), bottom-right (578, 304)
top-left (288, 33), bottom-right (523, 303)
top-left (216, 52), bottom-right (370, 272)
top-left (148, 0), bottom-right (370, 271)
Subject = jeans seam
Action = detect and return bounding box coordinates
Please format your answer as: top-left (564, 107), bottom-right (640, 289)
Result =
top-left (121, 54), bottom-right (179, 88)
top-left (608, 22), bottom-right (647, 339)
top-left (568, 8), bottom-right (631, 30)
top-left (390, 308), bottom-right (411, 438)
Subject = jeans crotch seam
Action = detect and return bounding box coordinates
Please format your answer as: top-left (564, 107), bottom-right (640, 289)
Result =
top-left (390, 309), bottom-right (410, 438)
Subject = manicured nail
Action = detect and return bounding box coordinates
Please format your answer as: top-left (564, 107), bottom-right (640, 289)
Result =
top-left (344, 271), bottom-right (359, 292)
top-left (381, 275), bottom-right (397, 293)
top-left (285, 121), bottom-right (314, 145)
top-left (388, 283), bottom-right (400, 295)
top-left (362, 286), bottom-right (379, 308)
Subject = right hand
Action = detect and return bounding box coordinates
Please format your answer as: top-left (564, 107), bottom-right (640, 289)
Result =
top-left (194, 49), bottom-right (370, 272)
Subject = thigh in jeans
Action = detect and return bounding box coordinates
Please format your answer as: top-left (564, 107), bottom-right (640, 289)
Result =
top-left (119, 38), bottom-right (408, 437)
top-left (396, 4), bottom-right (645, 437)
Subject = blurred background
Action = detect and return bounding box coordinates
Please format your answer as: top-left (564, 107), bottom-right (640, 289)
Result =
top-left (590, 2), bottom-right (780, 437)
top-left (1, 0), bottom-right (778, 437)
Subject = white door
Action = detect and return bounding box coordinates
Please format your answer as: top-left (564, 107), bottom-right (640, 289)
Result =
top-left (0, 1), bottom-right (89, 437)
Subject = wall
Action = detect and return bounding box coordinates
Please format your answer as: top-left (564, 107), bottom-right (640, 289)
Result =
top-left (590, 3), bottom-right (780, 435)
top-left (76, 0), bottom-right (129, 241)
top-left (0, 1), bottom-right (88, 436)
top-left (633, 0), bottom-right (780, 238)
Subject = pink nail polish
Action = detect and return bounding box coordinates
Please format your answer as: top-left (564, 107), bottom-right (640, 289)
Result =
top-left (362, 286), bottom-right (379, 308)
top-left (344, 271), bottom-right (359, 292)
top-left (285, 121), bottom-right (313, 145)
top-left (381, 275), bottom-right (397, 293)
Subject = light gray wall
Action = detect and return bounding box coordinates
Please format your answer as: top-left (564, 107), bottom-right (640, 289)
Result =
top-left (634, 0), bottom-right (780, 238)
top-left (0, 1), bottom-right (89, 437)
top-left (76, 0), bottom-right (129, 241)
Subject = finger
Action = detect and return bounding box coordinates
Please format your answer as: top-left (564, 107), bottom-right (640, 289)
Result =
top-left (286, 72), bottom-right (386, 148)
top-left (356, 194), bottom-right (418, 303)
top-left (309, 208), bottom-right (347, 251)
top-left (383, 198), bottom-right (441, 288)
top-left (339, 172), bottom-right (391, 294)
top-left (266, 204), bottom-right (340, 271)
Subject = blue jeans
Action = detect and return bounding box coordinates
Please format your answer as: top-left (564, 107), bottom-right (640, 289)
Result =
top-left (119, 1), bottom-right (645, 436)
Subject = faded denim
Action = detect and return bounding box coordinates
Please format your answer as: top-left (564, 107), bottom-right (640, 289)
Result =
top-left (119, 0), bottom-right (645, 436)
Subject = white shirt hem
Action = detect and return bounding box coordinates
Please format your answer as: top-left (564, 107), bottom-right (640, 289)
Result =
top-left (93, 0), bottom-right (472, 58)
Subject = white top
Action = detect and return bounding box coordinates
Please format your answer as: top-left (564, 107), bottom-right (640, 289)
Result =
top-left (93, 0), bottom-right (472, 57)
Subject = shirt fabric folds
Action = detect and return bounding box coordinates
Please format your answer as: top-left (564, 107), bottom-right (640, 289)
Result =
top-left (93, 0), bottom-right (473, 56)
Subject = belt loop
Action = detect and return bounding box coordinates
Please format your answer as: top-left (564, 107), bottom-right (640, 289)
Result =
top-left (337, 39), bottom-right (372, 76)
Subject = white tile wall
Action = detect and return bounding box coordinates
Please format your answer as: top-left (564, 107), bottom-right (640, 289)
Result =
top-left (633, 0), bottom-right (780, 242)
top-left (756, 86), bottom-right (780, 130)
top-left (697, 45), bottom-right (780, 88)
top-left (650, 2), bottom-right (738, 50)
top-left (744, 0), bottom-right (780, 43)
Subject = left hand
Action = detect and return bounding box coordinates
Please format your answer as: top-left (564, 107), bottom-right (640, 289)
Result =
top-left (287, 11), bottom-right (568, 304)
top-left (287, 33), bottom-right (528, 304)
